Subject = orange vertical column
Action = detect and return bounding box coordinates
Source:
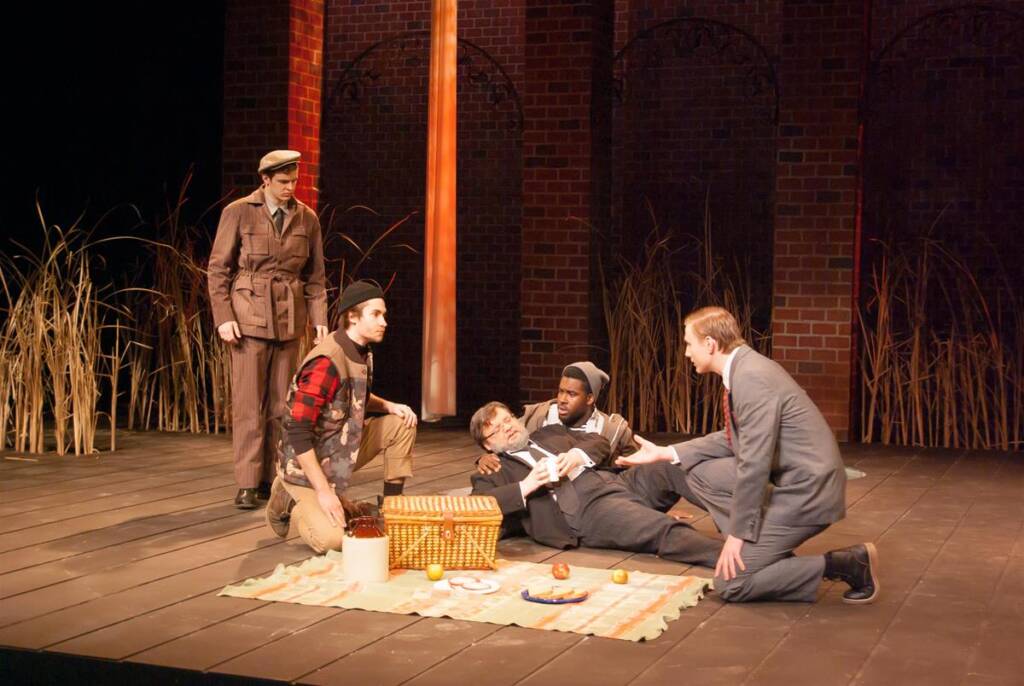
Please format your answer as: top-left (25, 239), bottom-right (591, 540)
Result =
top-left (421, 0), bottom-right (458, 420)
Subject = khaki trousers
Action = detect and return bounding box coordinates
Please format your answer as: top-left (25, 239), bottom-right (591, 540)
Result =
top-left (230, 336), bottom-right (299, 488)
top-left (280, 414), bottom-right (417, 553)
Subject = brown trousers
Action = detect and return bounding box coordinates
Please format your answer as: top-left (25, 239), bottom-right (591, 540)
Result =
top-left (279, 414), bottom-right (417, 553)
top-left (230, 336), bottom-right (300, 488)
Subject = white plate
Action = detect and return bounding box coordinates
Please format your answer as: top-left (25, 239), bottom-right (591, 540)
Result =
top-left (433, 578), bottom-right (501, 594)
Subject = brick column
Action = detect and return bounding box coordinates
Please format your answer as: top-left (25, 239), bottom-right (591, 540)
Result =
top-left (222, 0), bottom-right (324, 208)
top-left (520, 0), bottom-right (613, 404)
top-left (771, 0), bottom-right (864, 440)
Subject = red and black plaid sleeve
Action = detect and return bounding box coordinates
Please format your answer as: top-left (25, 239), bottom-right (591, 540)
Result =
top-left (286, 356), bottom-right (341, 454)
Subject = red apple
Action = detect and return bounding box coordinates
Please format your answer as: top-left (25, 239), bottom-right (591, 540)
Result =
top-left (551, 562), bottom-right (571, 580)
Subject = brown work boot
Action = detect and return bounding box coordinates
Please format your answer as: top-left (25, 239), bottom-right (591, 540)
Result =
top-left (265, 477), bottom-right (294, 538)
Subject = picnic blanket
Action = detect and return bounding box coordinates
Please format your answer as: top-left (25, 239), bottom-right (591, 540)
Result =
top-left (220, 553), bottom-right (713, 642)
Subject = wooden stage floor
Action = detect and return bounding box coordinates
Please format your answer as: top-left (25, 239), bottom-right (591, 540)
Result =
top-left (1, 427), bottom-right (1021, 685)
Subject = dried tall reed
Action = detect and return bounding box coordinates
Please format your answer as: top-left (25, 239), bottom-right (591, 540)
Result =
top-left (602, 203), bottom-right (769, 433)
top-left (0, 179), bottom-right (421, 456)
top-left (0, 212), bottom-right (114, 454)
top-left (124, 181), bottom-right (231, 434)
top-left (859, 236), bottom-right (1022, 450)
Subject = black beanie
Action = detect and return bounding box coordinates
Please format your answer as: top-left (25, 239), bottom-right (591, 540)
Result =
top-left (338, 280), bottom-right (385, 312)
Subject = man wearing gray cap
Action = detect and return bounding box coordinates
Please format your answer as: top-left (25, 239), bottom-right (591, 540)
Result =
top-left (208, 150), bottom-right (329, 509)
top-left (265, 280), bottom-right (418, 553)
top-left (477, 361), bottom-right (638, 475)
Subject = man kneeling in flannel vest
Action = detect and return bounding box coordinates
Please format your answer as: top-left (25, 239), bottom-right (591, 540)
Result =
top-left (266, 280), bottom-right (418, 553)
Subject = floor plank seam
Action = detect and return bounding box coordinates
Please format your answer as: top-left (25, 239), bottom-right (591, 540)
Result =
top-left (847, 450), bottom-right (973, 685)
top-left (0, 503), bottom-right (256, 575)
top-left (0, 478), bottom-right (240, 534)
top-left (0, 536), bottom-right (297, 636)
top-left (0, 518), bottom-right (268, 600)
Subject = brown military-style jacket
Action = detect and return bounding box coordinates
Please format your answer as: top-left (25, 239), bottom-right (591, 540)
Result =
top-left (207, 188), bottom-right (328, 341)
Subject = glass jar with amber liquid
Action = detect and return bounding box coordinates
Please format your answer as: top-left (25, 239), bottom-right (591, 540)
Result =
top-left (347, 516), bottom-right (386, 538)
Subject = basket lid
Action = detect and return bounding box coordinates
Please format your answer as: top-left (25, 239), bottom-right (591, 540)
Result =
top-left (382, 494), bottom-right (502, 520)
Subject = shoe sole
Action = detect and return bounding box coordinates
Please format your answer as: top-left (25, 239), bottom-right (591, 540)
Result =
top-left (842, 542), bottom-right (880, 605)
top-left (265, 478), bottom-right (292, 537)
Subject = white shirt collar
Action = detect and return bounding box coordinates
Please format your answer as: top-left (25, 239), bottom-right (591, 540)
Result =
top-left (544, 403), bottom-right (602, 433)
top-left (265, 194), bottom-right (291, 216)
top-left (722, 347), bottom-right (740, 391)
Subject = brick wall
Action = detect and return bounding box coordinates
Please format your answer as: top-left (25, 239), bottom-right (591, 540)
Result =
top-left (221, 0), bottom-right (1021, 437)
top-left (320, 0), bottom-right (524, 417)
top-left (222, 0), bottom-right (289, 195)
top-left (864, 1), bottom-right (1024, 293)
top-left (288, 0), bottom-right (325, 207)
top-left (612, 1), bottom-right (782, 339)
top-left (222, 0), bottom-right (324, 207)
top-left (519, 0), bottom-right (614, 404)
top-left (770, 0), bottom-right (864, 440)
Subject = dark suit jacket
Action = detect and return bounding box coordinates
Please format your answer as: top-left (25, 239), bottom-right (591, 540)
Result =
top-left (672, 346), bottom-right (846, 543)
top-left (470, 424), bottom-right (611, 549)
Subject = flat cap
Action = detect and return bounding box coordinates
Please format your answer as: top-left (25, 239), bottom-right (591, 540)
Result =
top-left (258, 149), bottom-right (301, 174)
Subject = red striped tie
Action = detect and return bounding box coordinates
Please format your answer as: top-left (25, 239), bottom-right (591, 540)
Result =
top-left (723, 388), bottom-right (732, 448)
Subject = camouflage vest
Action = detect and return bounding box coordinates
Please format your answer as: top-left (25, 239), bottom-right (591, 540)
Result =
top-left (278, 331), bottom-right (372, 493)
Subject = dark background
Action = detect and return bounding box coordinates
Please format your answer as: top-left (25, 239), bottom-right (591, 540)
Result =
top-left (11, 3), bottom-right (226, 243)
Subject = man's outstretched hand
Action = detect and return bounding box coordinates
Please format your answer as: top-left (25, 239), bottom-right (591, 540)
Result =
top-left (615, 435), bottom-right (676, 467)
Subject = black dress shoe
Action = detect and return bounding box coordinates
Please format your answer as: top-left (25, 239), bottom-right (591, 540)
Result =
top-left (256, 481), bottom-right (272, 500)
top-left (824, 542), bottom-right (880, 604)
top-left (234, 488), bottom-right (258, 510)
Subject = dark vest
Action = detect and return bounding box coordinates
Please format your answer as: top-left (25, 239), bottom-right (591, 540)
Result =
top-left (277, 331), bottom-right (372, 492)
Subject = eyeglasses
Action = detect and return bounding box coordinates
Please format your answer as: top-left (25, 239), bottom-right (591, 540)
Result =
top-left (482, 413), bottom-right (514, 442)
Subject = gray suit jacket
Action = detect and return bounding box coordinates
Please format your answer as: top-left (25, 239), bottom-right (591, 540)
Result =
top-left (672, 345), bottom-right (846, 543)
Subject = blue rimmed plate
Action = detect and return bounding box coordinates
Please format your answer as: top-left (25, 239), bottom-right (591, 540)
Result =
top-left (521, 589), bottom-right (589, 604)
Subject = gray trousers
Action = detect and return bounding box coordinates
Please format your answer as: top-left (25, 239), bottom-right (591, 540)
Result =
top-left (686, 458), bottom-right (826, 602)
top-left (562, 464), bottom-right (724, 569)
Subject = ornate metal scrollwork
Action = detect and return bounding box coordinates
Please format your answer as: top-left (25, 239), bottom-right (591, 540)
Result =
top-left (870, 5), bottom-right (1024, 101)
top-left (612, 18), bottom-right (779, 124)
top-left (326, 31), bottom-right (523, 132)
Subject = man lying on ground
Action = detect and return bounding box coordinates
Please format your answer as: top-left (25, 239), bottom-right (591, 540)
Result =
top-left (469, 401), bottom-right (722, 567)
top-left (477, 361), bottom-right (638, 475)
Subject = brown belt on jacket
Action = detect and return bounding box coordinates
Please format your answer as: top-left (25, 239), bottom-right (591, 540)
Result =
top-left (241, 270), bottom-right (299, 338)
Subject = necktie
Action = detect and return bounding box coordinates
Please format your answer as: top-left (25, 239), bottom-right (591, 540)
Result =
top-left (273, 207), bottom-right (284, 236)
top-left (527, 444), bottom-right (580, 516)
top-left (723, 388), bottom-right (733, 449)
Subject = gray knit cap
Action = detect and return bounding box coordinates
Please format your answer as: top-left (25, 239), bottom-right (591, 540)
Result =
top-left (562, 361), bottom-right (610, 398)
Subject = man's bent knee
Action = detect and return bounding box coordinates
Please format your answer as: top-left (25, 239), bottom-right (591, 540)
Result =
top-left (716, 574), bottom-right (755, 603)
top-left (294, 502), bottom-right (345, 554)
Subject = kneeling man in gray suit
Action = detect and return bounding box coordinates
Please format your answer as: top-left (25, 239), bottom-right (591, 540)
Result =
top-left (618, 306), bottom-right (879, 604)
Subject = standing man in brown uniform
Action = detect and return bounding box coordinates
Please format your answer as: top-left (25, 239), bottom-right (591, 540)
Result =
top-left (208, 150), bottom-right (329, 509)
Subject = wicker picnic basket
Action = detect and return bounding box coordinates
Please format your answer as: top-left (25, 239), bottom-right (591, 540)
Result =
top-left (382, 495), bottom-right (503, 570)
